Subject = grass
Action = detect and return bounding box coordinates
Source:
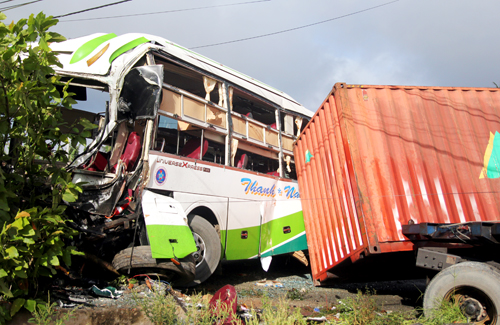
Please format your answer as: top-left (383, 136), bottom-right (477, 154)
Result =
top-left (130, 284), bottom-right (469, 325)
top-left (28, 295), bottom-right (76, 325)
top-left (333, 289), bottom-right (468, 325)
top-left (34, 282), bottom-right (469, 324)
top-left (245, 292), bottom-right (308, 325)
top-left (131, 281), bottom-right (233, 325)
top-left (285, 288), bottom-right (308, 300)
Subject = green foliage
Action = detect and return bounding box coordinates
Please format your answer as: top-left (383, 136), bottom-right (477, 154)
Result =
top-left (131, 284), bottom-right (178, 325)
top-left (415, 299), bottom-right (468, 325)
top-left (184, 293), bottom-right (232, 325)
top-left (0, 11), bottom-right (90, 322)
top-left (131, 283), bottom-right (234, 325)
top-left (285, 287), bottom-right (307, 301)
top-left (28, 294), bottom-right (76, 325)
top-left (246, 292), bottom-right (307, 325)
top-left (334, 290), bottom-right (467, 325)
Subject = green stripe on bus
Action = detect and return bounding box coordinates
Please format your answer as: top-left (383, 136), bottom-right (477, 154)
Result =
top-left (223, 224), bottom-right (260, 260)
top-left (109, 37), bottom-right (149, 63)
top-left (260, 210), bottom-right (305, 253)
top-left (222, 211), bottom-right (307, 260)
top-left (70, 33), bottom-right (117, 64)
top-left (147, 224), bottom-right (197, 259)
top-left (260, 233), bottom-right (308, 257)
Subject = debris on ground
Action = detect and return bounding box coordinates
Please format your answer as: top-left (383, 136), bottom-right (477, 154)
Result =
top-left (90, 285), bottom-right (123, 298)
top-left (255, 279), bottom-right (284, 287)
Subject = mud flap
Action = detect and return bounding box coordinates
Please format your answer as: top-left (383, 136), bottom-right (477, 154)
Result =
top-left (141, 190), bottom-right (197, 259)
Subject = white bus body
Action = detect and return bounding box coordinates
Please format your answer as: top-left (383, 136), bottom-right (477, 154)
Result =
top-left (55, 33), bottom-right (313, 285)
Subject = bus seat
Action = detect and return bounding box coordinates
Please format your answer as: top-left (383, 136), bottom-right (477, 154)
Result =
top-left (245, 112), bottom-right (253, 119)
top-left (237, 154), bottom-right (248, 169)
top-left (85, 151), bottom-right (108, 171)
top-left (121, 132), bottom-right (141, 171)
top-left (269, 123), bottom-right (277, 129)
top-left (112, 132), bottom-right (141, 172)
top-left (180, 138), bottom-right (208, 159)
top-left (267, 171), bottom-right (280, 176)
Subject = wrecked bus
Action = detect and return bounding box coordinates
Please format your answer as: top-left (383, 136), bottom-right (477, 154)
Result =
top-left (52, 33), bottom-right (313, 285)
top-left (295, 83), bottom-right (500, 323)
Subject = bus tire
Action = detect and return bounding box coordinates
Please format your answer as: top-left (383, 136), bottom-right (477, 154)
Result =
top-left (423, 261), bottom-right (500, 324)
top-left (112, 245), bottom-right (196, 286)
top-left (187, 214), bottom-right (221, 286)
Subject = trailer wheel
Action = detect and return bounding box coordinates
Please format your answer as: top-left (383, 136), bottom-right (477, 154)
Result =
top-left (112, 246), bottom-right (196, 286)
top-left (187, 214), bottom-right (221, 286)
top-left (424, 262), bottom-right (500, 324)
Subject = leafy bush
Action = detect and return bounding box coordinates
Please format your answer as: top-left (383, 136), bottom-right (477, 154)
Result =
top-left (0, 11), bottom-right (90, 322)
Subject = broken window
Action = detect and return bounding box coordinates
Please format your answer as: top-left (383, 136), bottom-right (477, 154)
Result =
top-left (153, 116), bottom-right (226, 165)
top-left (231, 88), bottom-right (276, 127)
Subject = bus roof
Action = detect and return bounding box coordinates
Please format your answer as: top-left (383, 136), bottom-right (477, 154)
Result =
top-left (51, 33), bottom-right (313, 118)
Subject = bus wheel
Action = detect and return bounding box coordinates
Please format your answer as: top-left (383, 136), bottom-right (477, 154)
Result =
top-left (424, 262), bottom-right (500, 324)
top-left (112, 246), bottom-right (196, 286)
top-left (187, 214), bottom-right (221, 286)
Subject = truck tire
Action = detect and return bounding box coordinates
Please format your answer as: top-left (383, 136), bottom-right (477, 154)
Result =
top-left (187, 214), bottom-right (221, 286)
top-left (112, 246), bottom-right (196, 286)
top-left (424, 262), bottom-right (500, 324)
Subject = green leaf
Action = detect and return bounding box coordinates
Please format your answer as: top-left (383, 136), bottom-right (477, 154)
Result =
top-left (0, 269), bottom-right (7, 278)
top-left (79, 118), bottom-right (97, 130)
top-left (24, 300), bottom-right (36, 313)
top-left (62, 189), bottom-right (77, 203)
top-left (49, 255), bottom-right (59, 266)
top-left (46, 31), bottom-right (65, 43)
top-left (0, 12), bottom-right (6, 20)
top-left (5, 246), bottom-right (19, 259)
top-left (0, 279), bottom-right (13, 298)
top-left (38, 36), bottom-right (49, 51)
top-left (22, 237), bottom-right (35, 244)
top-left (10, 298), bottom-right (25, 317)
top-left (13, 269), bottom-right (27, 279)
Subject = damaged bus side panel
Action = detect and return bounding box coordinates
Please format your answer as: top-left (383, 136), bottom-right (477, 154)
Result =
top-left (54, 33), bottom-right (312, 285)
top-left (66, 63), bottom-right (198, 284)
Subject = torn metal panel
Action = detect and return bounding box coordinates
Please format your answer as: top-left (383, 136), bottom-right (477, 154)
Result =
top-left (117, 65), bottom-right (163, 121)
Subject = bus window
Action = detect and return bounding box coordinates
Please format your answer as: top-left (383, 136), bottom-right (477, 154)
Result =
top-left (157, 58), bottom-right (221, 105)
top-left (231, 88), bottom-right (276, 127)
top-left (202, 138), bottom-right (225, 165)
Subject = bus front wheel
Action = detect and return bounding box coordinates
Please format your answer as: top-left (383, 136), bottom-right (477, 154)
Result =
top-left (187, 214), bottom-right (221, 286)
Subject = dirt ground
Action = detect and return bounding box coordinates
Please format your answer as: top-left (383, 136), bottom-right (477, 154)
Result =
top-left (9, 255), bottom-right (427, 324)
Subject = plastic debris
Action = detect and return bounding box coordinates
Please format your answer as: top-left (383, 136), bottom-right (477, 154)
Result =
top-left (255, 280), bottom-right (284, 288)
top-left (313, 307), bottom-right (320, 312)
top-left (209, 285), bottom-right (242, 325)
top-left (68, 295), bottom-right (88, 304)
top-left (307, 316), bottom-right (327, 322)
top-left (91, 285), bottom-right (123, 299)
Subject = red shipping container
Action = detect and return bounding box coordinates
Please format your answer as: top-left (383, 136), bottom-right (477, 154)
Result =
top-left (294, 83), bottom-right (500, 284)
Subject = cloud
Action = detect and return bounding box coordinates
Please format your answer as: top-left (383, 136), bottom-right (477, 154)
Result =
top-left (5, 0), bottom-right (500, 111)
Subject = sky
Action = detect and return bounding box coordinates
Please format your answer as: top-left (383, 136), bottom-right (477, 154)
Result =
top-left (3, 0), bottom-right (500, 112)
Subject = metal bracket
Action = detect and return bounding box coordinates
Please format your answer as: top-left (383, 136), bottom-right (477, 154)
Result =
top-left (416, 247), bottom-right (463, 271)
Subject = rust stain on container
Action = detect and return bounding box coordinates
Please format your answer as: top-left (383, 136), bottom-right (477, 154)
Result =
top-left (294, 83), bottom-right (500, 284)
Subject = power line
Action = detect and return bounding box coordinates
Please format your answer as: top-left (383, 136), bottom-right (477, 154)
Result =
top-left (190, 0), bottom-right (400, 49)
top-left (58, 0), bottom-right (270, 23)
top-left (0, 0), bottom-right (42, 11)
top-left (54, 0), bottom-right (132, 18)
